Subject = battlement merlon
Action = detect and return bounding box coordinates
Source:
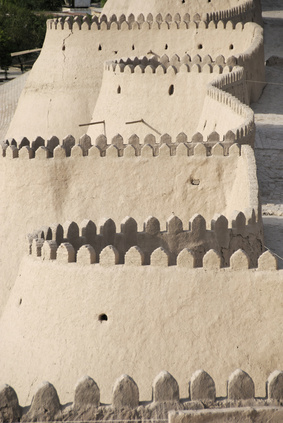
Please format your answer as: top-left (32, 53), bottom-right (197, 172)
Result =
top-left (98, 56), bottom-right (254, 144)
top-left (30, 242), bottom-right (277, 271)
top-left (28, 198), bottom-right (264, 268)
top-left (49, 5), bottom-right (257, 31)
top-left (1, 369), bottom-right (283, 419)
top-left (1, 140), bottom-right (251, 158)
top-left (5, 14), bottom-right (264, 142)
top-left (100, 0), bottom-right (262, 26)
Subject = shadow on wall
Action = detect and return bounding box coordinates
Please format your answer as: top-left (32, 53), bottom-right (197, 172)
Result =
top-left (255, 123), bottom-right (283, 143)
top-left (261, 0), bottom-right (283, 11)
top-left (262, 17), bottom-right (283, 60)
top-left (262, 217), bottom-right (283, 269)
top-left (252, 67), bottom-right (283, 115)
top-left (254, 125), bottom-right (283, 202)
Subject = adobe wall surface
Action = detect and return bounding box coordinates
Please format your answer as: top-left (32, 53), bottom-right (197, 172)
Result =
top-left (87, 62), bottom-right (251, 141)
top-left (87, 69), bottom-right (216, 141)
top-left (0, 255), bottom-right (282, 405)
top-left (2, 369), bottom-right (283, 422)
top-left (170, 408), bottom-right (283, 423)
top-left (102, 0), bottom-right (256, 22)
top-left (0, 1), bottom-right (273, 415)
top-left (0, 143), bottom-right (260, 312)
top-left (5, 20), bottom-right (263, 142)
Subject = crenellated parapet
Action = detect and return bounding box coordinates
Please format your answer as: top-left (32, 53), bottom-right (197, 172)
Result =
top-left (105, 53), bottom-right (238, 74)
top-left (101, 0), bottom-right (261, 27)
top-left (27, 209), bottom-right (265, 268)
top-left (207, 67), bottom-right (255, 146)
top-left (30, 243), bottom-right (277, 271)
top-left (49, 0), bottom-right (258, 33)
top-left (1, 138), bottom-right (250, 159)
top-left (49, 14), bottom-right (196, 31)
top-left (5, 10), bottom-right (264, 143)
top-left (103, 53), bottom-right (255, 146)
top-left (1, 369), bottom-right (283, 421)
top-left (204, 0), bottom-right (257, 26)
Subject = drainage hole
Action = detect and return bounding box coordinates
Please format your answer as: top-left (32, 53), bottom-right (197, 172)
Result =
top-left (98, 313), bottom-right (108, 322)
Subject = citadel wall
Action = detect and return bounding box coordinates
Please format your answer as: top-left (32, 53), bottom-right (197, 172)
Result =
top-left (0, 1), bottom-right (281, 417)
top-left (0, 254), bottom-right (281, 405)
top-left (1, 369), bottom-right (283, 422)
top-left (87, 57), bottom-right (253, 141)
top-left (0, 142), bottom-right (260, 312)
top-left (5, 17), bottom-right (263, 142)
top-left (102, 0), bottom-right (260, 25)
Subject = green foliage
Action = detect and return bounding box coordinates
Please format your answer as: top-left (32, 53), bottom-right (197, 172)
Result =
top-left (101, 0), bottom-right (107, 7)
top-left (0, 0), bottom-right (61, 73)
top-left (0, 5), bottom-right (46, 51)
top-left (0, 27), bottom-right (12, 75)
top-left (0, 0), bottom-right (63, 11)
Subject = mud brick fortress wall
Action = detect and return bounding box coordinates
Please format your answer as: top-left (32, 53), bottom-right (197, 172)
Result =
top-left (0, 0), bottom-right (282, 420)
top-left (1, 370), bottom-right (283, 422)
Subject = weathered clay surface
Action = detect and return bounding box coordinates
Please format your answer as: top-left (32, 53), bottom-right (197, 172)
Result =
top-left (0, 0), bottom-right (281, 416)
top-left (169, 407), bottom-right (283, 423)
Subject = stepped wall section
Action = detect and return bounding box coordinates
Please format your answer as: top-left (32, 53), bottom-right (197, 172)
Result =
top-left (28, 207), bottom-right (263, 267)
top-left (0, 143), bottom-right (259, 312)
top-left (87, 58), bottom-right (254, 141)
top-left (102, 0), bottom-right (260, 26)
top-left (0, 254), bottom-right (282, 405)
top-left (1, 369), bottom-right (283, 421)
top-left (5, 18), bottom-right (263, 142)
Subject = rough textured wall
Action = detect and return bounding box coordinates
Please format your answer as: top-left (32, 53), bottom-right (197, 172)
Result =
top-left (255, 147), bottom-right (283, 201)
top-left (2, 370), bottom-right (283, 422)
top-left (87, 69), bottom-right (215, 140)
top-left (0, 148), bottom-right (254, 312)
top-left (197, 96), bottom-right (246, 138)
top-left (0, 255), bottom-right (282, 405)
top-left (237, 22), bottom-right (265, 103)
top-left (5, 22), bottom-right (259, 142)
top-left (170, 408), bottom-right (283, 423)
top-left (102, 0), bottom-right (254, 21)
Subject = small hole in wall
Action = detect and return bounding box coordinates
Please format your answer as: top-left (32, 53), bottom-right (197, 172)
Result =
top-left (62, 44), bottom-right (66, 51)
top-left (98, 313), bottom-right (108, 322)
top-left (117, 85), bottom-right (121, 94)
top-left (229, 44), bottom-right (234, 50)
top-left (198, 44), bottom-right (203, 49)
top-left (191, 179), bottom-right (200, 185)
top-left (182, 0), bottom-right (185, 3)
top-left (169, 85), bottom-right (174, 95)
top-left (165, 44), bottom-right (168, 50)
top-left (19, 298), bottom-right (22, 306)
top-left (132, 44), bottom-right (135, 50)
top-left (98, 44), bottom-right (102, 51)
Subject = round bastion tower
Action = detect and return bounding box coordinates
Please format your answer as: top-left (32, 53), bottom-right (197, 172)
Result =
top-left (0, 1), bottom-right (282, 421)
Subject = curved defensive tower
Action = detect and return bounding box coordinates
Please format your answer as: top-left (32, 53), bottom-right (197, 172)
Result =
top-left (0, 0), bottom-right (282, 416)
top-left (102, 0), bottom-right (259, 23)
